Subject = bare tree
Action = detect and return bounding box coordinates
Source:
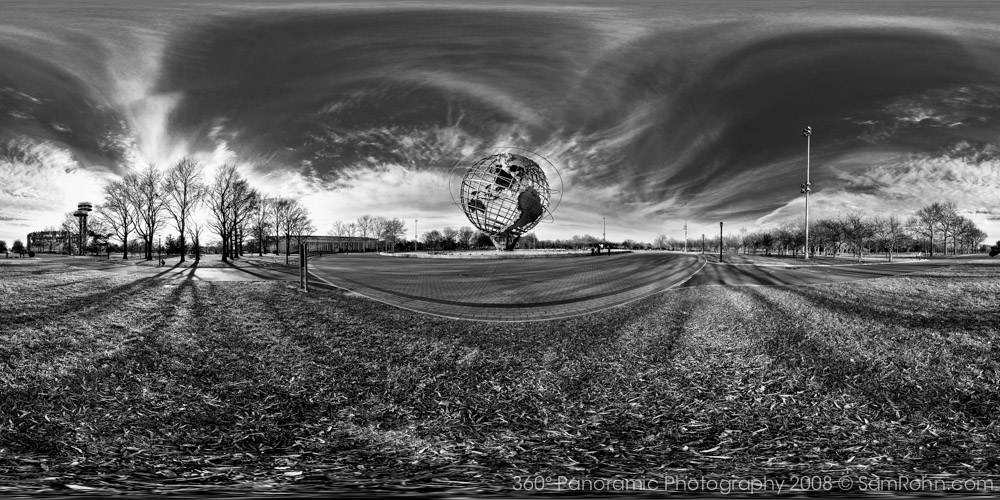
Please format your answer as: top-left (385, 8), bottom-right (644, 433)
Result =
top-left (873, 214), bottom-right (905, 262)
top-left (842, 212), bottom-right (876, 262)
top-left (96, 175), bottom-right (137, 260)
top-left (86, 216), bottom-right (112, 255)
top-left (913, 203), bottom-right (944, 257)
top-left (442, 227), bottom-right (458, 250)
top-left (207, 164), bottom-right (241, 263)
top-left (328, 220), bottom-right (347, 237)
top-left (272, 198), bottom-right (290, 255)
top-left (955, 216), bottom-right (987, 254)
top-left (187, 221), bottom-right (205, 263)
top-left (229, 181), bottom-right (258, 258)
top-left (131, 165), bottom-right (167, 260)
top-left (815, 217), bottom-right (846, 257)
top-left (291, 211), bottom-right (317, 255)
top-left (59, 213), bottom-right (78, 255)
top-left (162, 158), bottom-right (206, 263)
top-left (356, 215), bottom-right (374, 240)
top-left (278, 199), bottom-right (314, 263)
top-left (250, 196), bottom-right (272, 256)
top-left (381, 217), bottom-right (407, 250)
top-left (457, 226), bottom-right (475, 250)
top-left (371, 216), bottom-right (389, 251)
top-left (935, 202), bottom-right (960, 256)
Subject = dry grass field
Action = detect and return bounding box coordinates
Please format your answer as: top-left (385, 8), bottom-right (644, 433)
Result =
top-left (1, 258), bottom-right (998, 494)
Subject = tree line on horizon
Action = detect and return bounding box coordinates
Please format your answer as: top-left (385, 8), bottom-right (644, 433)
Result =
top-left (652, 202), bottom-right (990, 260)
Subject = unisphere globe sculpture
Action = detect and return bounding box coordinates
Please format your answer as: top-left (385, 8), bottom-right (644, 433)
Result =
top-left (458, 152), bottom-right (553, 251)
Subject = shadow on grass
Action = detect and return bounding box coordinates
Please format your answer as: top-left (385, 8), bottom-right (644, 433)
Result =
top-left (0, 273), bottom-right (197, 454)
top-left (3, 274), bottom-right (164, 327)
top-left (792, 267), bottom-right (997, 334)
top-left (739, 285), bottom-right (999, 426)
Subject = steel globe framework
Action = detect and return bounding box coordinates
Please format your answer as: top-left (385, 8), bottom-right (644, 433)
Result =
top-left (457, 152), bottom-right (554, 251)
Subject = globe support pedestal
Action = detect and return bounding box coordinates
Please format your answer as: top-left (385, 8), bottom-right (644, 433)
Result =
top-left (489, 234), bottom-right (521, 252)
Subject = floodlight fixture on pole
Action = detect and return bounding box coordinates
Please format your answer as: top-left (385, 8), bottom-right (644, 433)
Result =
top-left (801, 126), bottom-right (812, 259)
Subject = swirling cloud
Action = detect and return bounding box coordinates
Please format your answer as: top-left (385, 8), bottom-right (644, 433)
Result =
top-left (3, 3), bottom-right (1000, 244)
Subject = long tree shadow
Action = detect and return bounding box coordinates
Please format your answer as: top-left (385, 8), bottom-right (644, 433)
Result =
top-left (4, 274), bottom-right (165, 327)
top-left (791, 270), bottom-right (998, 335)
top-left (1, 272), bottom-right (198, 454)
top-left (739, 286), bottom-right (998, 426)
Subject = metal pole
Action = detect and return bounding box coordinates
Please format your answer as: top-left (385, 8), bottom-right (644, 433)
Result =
top-left (603, 217), bottom-right (606, 245)
top-left (684, 220), bottom-right (687, 253)
top-left (802, 126), bottom-right (812, 259)
top-left (702, 234), bottom-right (705, 254)
top-left (415, 219), bottom-right (418, 251)
top-left (719, 222), bottom-right (723, 261)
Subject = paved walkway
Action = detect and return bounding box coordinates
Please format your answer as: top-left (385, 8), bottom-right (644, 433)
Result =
top-left (307, 252), bottom-right (705, 321)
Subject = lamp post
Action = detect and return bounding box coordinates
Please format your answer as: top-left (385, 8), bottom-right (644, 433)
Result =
top-left (158, 235), bottom-right (162, 265)
top-left (603, 217), bottom-right (606, 246)
top-left (684, 220), bottom-right (688, 253)
top-left (801, 126), bottom-right (812, 259)
top-left (415, 219), bottom-right (418, 251)
top-left (702, 234), bottom-right (705, 254)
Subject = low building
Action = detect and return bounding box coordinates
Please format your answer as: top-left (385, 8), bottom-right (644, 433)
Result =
top-left (266, 235), bottom-right (380, 254)
top-left (27, 230), bottom-right (73, 254)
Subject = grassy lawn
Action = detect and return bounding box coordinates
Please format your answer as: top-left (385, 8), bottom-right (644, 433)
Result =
top-left (1, 259), bottom-right (998, 493)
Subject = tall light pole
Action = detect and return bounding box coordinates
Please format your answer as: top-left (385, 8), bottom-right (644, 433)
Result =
top-left (414, 219), bottom-right (418, 251)
top-left (684, 220), bottom-right (688, 253)
top-left (719, 221), bottom-right (724, 261)
top-left (158, 235), bottom-right (162, 265)
top-left (801, 126), bottom-right (812, 259)
top-left (603, 217), bottom-right (606, 246)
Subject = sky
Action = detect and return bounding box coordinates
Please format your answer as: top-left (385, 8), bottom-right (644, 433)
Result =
top-left (2, 0), bottom-right (1000, 245)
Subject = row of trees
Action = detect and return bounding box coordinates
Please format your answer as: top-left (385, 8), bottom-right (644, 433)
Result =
top-left (329, 216), bottom-right (564, 251)
top-left (328, 215), bottom-right (648, 251)
top-left (93, 160), bottom-right (315, 263)
top-left (649, 202), bottom-right (989, 261)
top-left (328, 215), bottom-right (408, 250)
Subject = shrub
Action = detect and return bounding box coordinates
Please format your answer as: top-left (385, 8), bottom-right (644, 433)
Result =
top-left (27, 250), bottom-right (35, 258)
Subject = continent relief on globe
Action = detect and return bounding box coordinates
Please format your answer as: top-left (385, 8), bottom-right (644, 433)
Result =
top-left (506, 186), bottom-right (544, 235)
